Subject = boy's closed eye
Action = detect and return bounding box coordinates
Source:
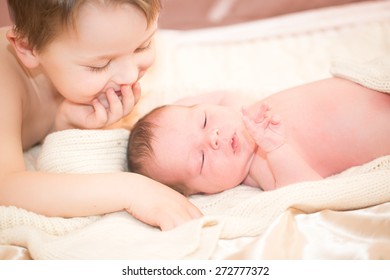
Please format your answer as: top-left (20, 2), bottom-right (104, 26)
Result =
top-left (84, 39), bottom-right (153, 73)
top-left (135, 40), bottom-right (152, 53)
top-left (87, 60), bottom-right (111, 73)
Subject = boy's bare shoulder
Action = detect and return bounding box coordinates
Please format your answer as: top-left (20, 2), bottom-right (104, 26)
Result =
top-left (0, 27), bottom-right (30, 141)
top-left (0, 27), bottom-right (13, 61)
top-left (0, 27), bottom-right (28, 97)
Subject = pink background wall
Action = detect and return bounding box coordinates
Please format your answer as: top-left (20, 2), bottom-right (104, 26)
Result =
top-left (0, 0), bottom-right (10, 27)
top-left (1, 0), bottom-right (373, 29)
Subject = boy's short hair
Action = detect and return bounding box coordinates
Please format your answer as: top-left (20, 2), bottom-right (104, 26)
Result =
top-left (7, 0), bottom-right (161, 51)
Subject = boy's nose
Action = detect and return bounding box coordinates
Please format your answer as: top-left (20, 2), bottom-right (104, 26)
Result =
top-left (207, 128), bottom-right (220, 150)
top-left (113, 57), bottom-right (139, 85)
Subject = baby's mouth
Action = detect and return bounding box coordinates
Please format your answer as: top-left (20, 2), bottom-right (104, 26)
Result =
top-left (231, 133), bottom-right (239, 154)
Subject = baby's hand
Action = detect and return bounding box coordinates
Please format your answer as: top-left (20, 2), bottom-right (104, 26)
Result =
top-left (126, 179), bottom-right (203, 231)
top-left (57, 83), bottom-right (141, 130)
top-left (242, 103), bottom-right (286, 153)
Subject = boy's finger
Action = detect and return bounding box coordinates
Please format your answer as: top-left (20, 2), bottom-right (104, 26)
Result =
top-left (157, 216), bottom-right (175, 231)
top-left (159, 208), bottom-right (202, 231)
top-left (97, 94), bottom-right (109, 109)
top-left (120, 85), bottom-right (135, 117)
top-left (133, 82), bottom-right (142, 105)
top-left (106, 88), bottom-right (124, 122)
top-left (91, 99), bottom-right (108, 127)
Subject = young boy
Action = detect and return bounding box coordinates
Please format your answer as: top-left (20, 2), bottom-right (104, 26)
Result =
top-left (128, 77), bottom-right (390, 195)
top-left (0, 0), bottom-right (201, 231)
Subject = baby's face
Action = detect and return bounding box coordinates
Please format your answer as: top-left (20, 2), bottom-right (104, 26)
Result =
top-left (148, 104), bottom-right (257, 195)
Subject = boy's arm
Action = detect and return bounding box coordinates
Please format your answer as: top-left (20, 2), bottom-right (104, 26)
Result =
top-left (0, 171), bottom-right (202, 230)
top-left (0, 90), bottom-right (200, 231)
top-left (243, 103), bottom-right (322, 189)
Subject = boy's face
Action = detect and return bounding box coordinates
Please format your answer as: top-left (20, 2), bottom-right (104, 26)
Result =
top-left (148, 104), bottom-right (257, 195)
top-left (36, 3), bottom-right (157, 104)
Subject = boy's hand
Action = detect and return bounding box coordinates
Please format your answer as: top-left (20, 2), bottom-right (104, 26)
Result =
top-left (57, 83), bottom-right (141, 130)
top-left (125, 178), bottom-right (203, 231)
top-left (242, 103), bottom-right (286, 153)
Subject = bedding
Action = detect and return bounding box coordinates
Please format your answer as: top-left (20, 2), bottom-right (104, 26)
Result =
top-left (1, 129), bottom-right (389, 259)
top-left (1, 0), bottom-right (390, 259)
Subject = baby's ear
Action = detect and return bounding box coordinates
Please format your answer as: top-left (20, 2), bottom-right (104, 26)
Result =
top-left (6, 29), bottom-right (39, 68)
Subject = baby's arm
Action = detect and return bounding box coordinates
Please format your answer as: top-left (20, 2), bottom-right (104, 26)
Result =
top-left (243, 103), bottom-right (323, 189)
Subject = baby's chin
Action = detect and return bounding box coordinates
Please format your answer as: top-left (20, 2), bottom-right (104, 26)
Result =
top-left (199, 185), bottom-right (235, 195)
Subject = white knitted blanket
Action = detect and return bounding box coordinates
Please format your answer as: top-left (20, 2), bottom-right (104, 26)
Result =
top-left (1, 129), bottom-right (389, 259)
top-left (1, 128), bottom-right (389, 259)
top-left (1, 2), bottom-right (390, 259)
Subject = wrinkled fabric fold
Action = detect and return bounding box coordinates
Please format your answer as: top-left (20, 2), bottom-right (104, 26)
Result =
top-left (0, 245), bottom-right (31, 260)
top-left (212, 202), bottom-right (390, 259)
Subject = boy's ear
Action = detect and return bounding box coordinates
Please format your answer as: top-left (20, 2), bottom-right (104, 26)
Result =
top-left (6, 29), bottom-right (40, 68)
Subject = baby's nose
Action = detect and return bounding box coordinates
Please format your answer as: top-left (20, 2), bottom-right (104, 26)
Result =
top-left (208, 129), bottom-right (220, 150)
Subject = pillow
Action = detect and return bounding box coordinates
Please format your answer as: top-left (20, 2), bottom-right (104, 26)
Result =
top-left (36, 129), bottom-right (130, 174)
